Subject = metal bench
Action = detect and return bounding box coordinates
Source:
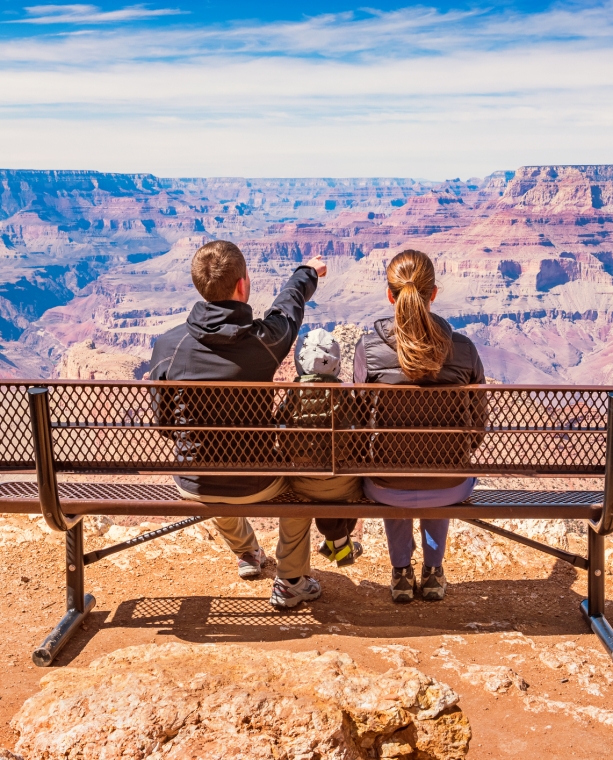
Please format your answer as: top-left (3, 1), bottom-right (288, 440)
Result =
top-left (0, 380), bottom-right (611, 665)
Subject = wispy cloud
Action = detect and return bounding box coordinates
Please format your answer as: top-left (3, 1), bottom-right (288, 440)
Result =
top-left (0, 2), bottom-right (610, 177)
top-left (13, 4), bottom-right (184, 25)
top-left (2, 3), bottom-right (613, 64)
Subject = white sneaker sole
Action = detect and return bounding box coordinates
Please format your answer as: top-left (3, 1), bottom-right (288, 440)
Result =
top-left (391, 575), bottom-right (416, 603)
top-left (237, 550), bottom-right (266, 578)
top-left (238, 565), bottom-right (262, 578)
top-left (269, 587), bottom-right (322, 608)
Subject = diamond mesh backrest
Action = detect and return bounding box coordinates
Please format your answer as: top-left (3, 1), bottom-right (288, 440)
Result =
top-left (0, 383), bottom-right (35, 468)
top-left (0, 382), bottom-right (609, 476)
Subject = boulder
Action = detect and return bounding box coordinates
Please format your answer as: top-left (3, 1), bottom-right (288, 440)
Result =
top-left (12, 643), bottom-right (471, 759)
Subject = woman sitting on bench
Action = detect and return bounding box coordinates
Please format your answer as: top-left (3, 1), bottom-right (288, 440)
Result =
top-left (353, 249), bottom-right (485, 603)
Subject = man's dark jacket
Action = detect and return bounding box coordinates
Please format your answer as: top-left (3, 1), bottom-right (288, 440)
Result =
top-left (149, 265), bottom-right (318, 497)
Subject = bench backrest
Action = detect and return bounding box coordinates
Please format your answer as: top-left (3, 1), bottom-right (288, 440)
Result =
top-left (1, 381), bottom-right (611, 478)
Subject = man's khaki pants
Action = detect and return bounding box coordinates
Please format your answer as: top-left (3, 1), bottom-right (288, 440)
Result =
top-left (175, 477), bottom-right (312, 578)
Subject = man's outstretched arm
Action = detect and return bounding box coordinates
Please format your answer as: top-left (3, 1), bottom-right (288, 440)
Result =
top-left (258, 255), bottom-right (326, 363)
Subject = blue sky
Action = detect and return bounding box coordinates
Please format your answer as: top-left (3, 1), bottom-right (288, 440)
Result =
top-left (0, 1), bottom-right (611, 178)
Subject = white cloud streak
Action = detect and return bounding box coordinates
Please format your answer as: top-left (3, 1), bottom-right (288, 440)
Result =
top-left (2, 3), bottom-right (613, 65)
top-left (0, 2), bottom-right (610, 177)
top-left (11, 4), bottom-right (184, 25)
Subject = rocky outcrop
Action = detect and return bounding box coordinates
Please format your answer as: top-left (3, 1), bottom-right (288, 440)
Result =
top-left (498, 165), bottom-right (613, 212)
top-left (56, 339), bottom-right (148, 380)
top-left (11, 643), bottom-right (471, 759)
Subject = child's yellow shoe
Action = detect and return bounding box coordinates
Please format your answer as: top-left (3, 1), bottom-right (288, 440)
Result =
top-left (318, 539), bottom-right (336, 562)
top-left (335, 538), bottom-right (363, 567)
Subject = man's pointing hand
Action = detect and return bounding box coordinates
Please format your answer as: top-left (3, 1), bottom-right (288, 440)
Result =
top-left (305, 255), bottom-right (327, 278)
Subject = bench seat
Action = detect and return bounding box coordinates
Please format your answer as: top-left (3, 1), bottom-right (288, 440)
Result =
top-left (0, 480), bottom-right (604, 520)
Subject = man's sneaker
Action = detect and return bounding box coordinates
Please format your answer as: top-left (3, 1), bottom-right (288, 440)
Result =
top-left (269, 576), bottom-right (322, 608)
top-left (421, 565), bottom-right (447, 600)
top-left (237, 547), bottom-right (266, 578)
top-left (318, 538), bottom-right (364, 567)
top-left (390, 565), bottom-right (417, 603)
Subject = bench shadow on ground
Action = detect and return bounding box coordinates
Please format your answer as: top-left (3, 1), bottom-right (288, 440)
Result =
top-left (55, 560), bottom-right (602, 665)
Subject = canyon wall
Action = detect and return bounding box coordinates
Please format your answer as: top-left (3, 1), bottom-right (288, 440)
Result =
top-left (0, 166), bottom-right (612, 383)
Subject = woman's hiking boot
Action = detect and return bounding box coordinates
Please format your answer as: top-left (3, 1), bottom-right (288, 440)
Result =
top-left (421, 564), bottom-right (447, 600)
top-left (318, 537), bottom-right (363, 567)
top-left (237, 547), bottom-right (266, 578)
top-left (390, 565), bottom-right (417, 602)
top-left (269, 576), bottom-right (322, 608)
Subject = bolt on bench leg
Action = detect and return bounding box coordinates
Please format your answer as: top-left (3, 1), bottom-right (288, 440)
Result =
top-left (581, 529), bottom-right (613, 659)
top-left (32, 522), bottom-right (96, 667)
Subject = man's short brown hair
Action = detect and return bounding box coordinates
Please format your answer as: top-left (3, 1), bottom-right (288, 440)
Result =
top-left (191, 240), bottom-right (247, 302)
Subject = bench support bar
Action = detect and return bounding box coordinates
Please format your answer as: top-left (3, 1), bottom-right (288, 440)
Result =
top-left (83, 516), bottom-right (207, 566)
top-left (33, 517), bottom-right (209, 666)
top-left (461, 518), bottom-right (589, 570)
top-left (33, 521), bottom-right (96, 667)
top-left (32, 594), bottom-right (96, 667)
top-left (581, 530), bottom-right (613, 659)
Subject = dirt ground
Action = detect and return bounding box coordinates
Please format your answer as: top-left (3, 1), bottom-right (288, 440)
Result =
top-left (1, 472), bottom-right (612, 758)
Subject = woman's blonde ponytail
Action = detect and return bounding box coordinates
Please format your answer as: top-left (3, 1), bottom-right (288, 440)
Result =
top-left (387, 250), bottom-right (451, 381)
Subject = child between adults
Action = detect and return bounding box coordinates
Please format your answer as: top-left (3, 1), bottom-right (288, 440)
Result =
top-left (287, 328), bottom-right (364, 567)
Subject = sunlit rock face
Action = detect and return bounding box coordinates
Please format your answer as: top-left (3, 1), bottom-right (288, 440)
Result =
top-left (1, 166), bottom-right (612, 382)
top-left (56, 340), bottom-right (147, 380)
top-left (11, 643), bottom-right (470, 760)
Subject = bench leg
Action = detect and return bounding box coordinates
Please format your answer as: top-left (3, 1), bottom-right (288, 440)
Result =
top-left (581, 529), bottom-right (613, 659)
top-left (32, 522), bottom-right (96, 667)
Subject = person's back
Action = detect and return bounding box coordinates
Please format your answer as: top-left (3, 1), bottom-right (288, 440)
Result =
top-left (355, 313), bottom-right (485, 486)
top-left (149, 240), bottom-right (327, 608)
top-left (353, 249), bottom-right (485, 603)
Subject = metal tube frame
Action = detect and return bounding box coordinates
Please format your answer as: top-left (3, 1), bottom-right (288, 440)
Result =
top-left (461, 518), bottom-right (589, 570)
top-left (28, 388), bottom-right (209, 666)
top-left (579, 391), bottom-right (613, 658)
top-left (32, 519), bottom-right (96, 666)
top-left (23, 384), bottom-right (613, 664)
top-left (28, 387), bottom-right (81, 532)
top-left (28, 387), bottom-right (96, 666)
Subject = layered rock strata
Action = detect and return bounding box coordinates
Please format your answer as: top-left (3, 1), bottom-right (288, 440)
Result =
top-left (1, 166), bottom-right (613, 382)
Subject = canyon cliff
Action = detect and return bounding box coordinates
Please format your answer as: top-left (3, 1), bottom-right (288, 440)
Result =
top-left (0, 165), bottom-right (612, 383)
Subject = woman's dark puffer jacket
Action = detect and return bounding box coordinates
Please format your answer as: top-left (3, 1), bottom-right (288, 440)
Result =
top-left (353, 313), bottom-right (485, 491)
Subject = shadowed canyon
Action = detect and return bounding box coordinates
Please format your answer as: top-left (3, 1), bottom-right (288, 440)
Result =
top-left (0, 165), bottom-right (612, 383)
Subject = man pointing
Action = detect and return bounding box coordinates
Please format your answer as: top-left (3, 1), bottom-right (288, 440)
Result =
top-left (149, 240), bottom-right (327, 607)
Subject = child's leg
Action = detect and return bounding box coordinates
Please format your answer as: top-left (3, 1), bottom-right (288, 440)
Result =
top-left (315, 518), bottom-right (350, 541)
